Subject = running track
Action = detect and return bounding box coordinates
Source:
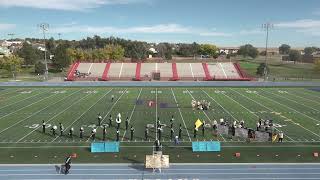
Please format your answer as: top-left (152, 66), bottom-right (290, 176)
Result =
top-left (1, 163), bottom-right (320, 180)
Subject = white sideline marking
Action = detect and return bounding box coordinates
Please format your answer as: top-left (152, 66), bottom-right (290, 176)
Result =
top-left (2, 172), bottom-right (320, 176)
top-left (121, 88), bottom-right (142, 141)
top-left (233, 89), bottom-right (320, 139)
top-left (259, 89), bottom-right (320, 123)
top-left (52, 89), bottom-right (113, 143)
top-left (155, 88), bottom-right (158, 139)
top-left (189, 63), bottom-right (195, 78)
top-left (267, 89), bottom-right (320, 113)
top-left (87, 63), bottom-right (93, 74)
top-left (0, 89), bottom-right (44, 111)
top-left (171, 88), bottom-right (192, 142)
top-left (219, 63), bottom-right (228, 78)
top-left (187, 89), bottom-right (226, 142)
top-left (223, 88), bottom-right (294, 141)
top-left (118, 63), bottom-right (124, 78)
top-left (16, 89), bottom-right (84, 142)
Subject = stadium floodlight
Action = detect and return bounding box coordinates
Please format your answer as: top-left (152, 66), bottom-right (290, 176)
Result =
top-left (38, 23), bottom-right (50, 80)
top-left (262, 23), bottom-right (274, 81)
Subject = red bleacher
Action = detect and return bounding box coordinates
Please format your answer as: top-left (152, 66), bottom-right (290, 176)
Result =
top-left (66, 62), bottom-right (80, 81)
top-left (202, 63), bottom-right (212, 81)
top-left (135, 62), bottom-right (142, 81)
top-left (233, 62), bottom-right (252, 81)
top-left (101, 63), bottom-right (111, 81)
top-left (171, 63), bottom-right (179, 81)
top-left (66, 62), bottom-right (251, 81)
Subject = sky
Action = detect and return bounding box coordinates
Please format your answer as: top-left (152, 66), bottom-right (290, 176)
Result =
top-left (0, 0), bottom-right (320, 47)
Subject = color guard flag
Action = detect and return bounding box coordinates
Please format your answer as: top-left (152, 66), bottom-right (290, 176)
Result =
top-left (195, 119), bottom-right (203, 130)
top-left (272, 134), bottom-right (278, 142)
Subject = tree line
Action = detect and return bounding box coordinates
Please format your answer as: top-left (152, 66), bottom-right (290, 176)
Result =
top-left (1, 35), bottom-right (319, 78)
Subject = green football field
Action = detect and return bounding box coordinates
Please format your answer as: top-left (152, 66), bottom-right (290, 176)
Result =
top-left (0, 86), bottom-right (320, 163)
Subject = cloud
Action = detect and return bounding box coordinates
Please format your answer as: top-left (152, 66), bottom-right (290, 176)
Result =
top-left (50, 23), bottom-right (231, 37)
top-left (275, 19), bottom-right (320, 29)
top-left (51, 24), bottom-right (191, 34)
top-left (313, 9), bottom-right (320, 15)
top-left (275, 19), bottom-right (320, 36)
top-left (0, 23), bottom-right (16, 31)
top-left (199, 32), bottom-right (232, 37)
top-left (239, 29), bottom-right (263, 35)
top-left (0, 0), bottom-right (147, 11)
top-left (297, 28), bottom-right (320, 36)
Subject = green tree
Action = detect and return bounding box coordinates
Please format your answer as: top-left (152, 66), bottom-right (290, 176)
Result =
top-left (304, 47), bottom-right (318, 56)
top-left (18, 42), bottom-right (39, 65)
top-left (279, 44), bottom-right (291, 55)
top-left (54, 44), bottom-right (71, 69)
top-left (256, 63), bottom-right (269, 76)
top-left (238, 44), bottom-right (258, 58)
top-left (199, 44), bottom-right (219, 58)
top-left (35, 61), bottom-right (46, 74)
top-left (289, 50), bottom-right (301, 64)
top-left (156, 43), bottom-right (173, 60)
top-left (0, 55), bottom-right (22, 78)
top-left (126, 41), bottom-right (148, 60)
top-left (46, 37), bottom-right (56, 54)
top-left (104, 44), bottom-right (125, 61)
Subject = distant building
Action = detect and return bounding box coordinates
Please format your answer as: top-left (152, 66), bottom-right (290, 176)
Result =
top-left (1, 40), bottom-right (23, 47)
top-left (0, 47), bottom-right (11, 57)
top-left (219, 47), bottom-right (239, 55)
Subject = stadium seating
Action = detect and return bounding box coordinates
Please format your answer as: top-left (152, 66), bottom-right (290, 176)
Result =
top-left (67, 62), bottom-right (251, 81)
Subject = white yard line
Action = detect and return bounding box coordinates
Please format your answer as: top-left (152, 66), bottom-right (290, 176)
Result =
top-left (262, 89), bottom-right (320, 113)
top-left (298, 90), bottom-right (320, 101)
top-left (52, 89), bottom-right (114, 143)
top-left (16, 89), bottom-right (85, 142)
top-left (219, 63), bottom-right (228, 78)
top-left (0, 89), bottom-right (44, 111)
top-left (118, 63), bottom-right (124, 78)
top-left (222, 89), bottom-right (294, 141)
top-left (189, 63), bottom-right (195, 78)
top-left (0, 89), bottom-right (53, 121)
top-left (258, 89), bottom-right (320, 124)
top-left (87, 63), bottom-right (93, 74)
top-left (171, 88), bottom-right (192, 142)
top-left (231, 89), bottom-right (320, 139)
top-left (0, 89), bottom-right (25, 101)
top-left (121, 88), bottom-right (142, 141)
top-left (187, 89), bottom-right (226, 141)
top-left (100, 89), bottom-right (127, 125)
top-left (202, 90), bottom-right (239, 121)
top-left (286, 90), bottom-right (320, 106)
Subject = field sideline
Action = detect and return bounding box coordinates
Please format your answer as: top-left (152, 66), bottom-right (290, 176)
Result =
top-left (0, 87), bottom-right (319, 163)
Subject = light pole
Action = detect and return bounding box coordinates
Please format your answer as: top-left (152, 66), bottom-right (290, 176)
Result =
top-left (8, 33), bottom-right (15, 41)
top-left (39, 23), bottom-right (49, 80)
top-left (262, 23), bottom-right (273, 81)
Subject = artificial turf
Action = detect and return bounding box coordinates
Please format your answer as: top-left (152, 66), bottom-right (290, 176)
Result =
top-left (0, 87), bottom-right (320, 163)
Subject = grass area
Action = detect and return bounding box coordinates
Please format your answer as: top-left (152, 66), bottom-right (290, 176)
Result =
top-left (0, 87), bottom-right (319, 163)
top-left (239, 60), bottom-right (320, 80)
top-left (0, 65), bottom-right (67, 82)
